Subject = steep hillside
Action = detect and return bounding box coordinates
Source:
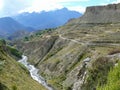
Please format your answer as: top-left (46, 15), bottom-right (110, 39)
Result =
top-left (0, 17), bottom-right (33, 38)
top-left (16, 23), bottom-right (120, 90)
top-left (0, 40), bottom-right (46, 90)
top-left (16, 3), bottom-right (120, 90)
top-left (13, 8), bottom-right (81, 29)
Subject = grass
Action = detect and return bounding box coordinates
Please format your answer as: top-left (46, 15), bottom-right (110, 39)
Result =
top-left (47, 74), bottom-right (66, 90)
top-left (0, 60), bottom-right (5, 71)
top-left (7, 46), bottom-right (22, 58)
top-left (82, 57), bottom-right (114, 90)
top-left (18, 62), bottom-right (29, 74)
top-left (97, 61), bottom-right (120, 90)
top-left (0, 43), bottom-right (46, 90)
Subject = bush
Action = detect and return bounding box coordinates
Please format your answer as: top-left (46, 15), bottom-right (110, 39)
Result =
top-left (0, 61), bottom-right (5, 71)
top-left (0, 83), bottom-right (9, 90)
top-left (82, 57), bottom-right (113, 90)
top-left (7, 46), bottom-right (22, 58)
top-left (18, 63), bottom-right (29, 74)
top-left (97, 61), bottom-right (120, 90)
top-left (12, 85), bottom-right (17, 90)
top-left (108, 50), bottom-right (120, 55)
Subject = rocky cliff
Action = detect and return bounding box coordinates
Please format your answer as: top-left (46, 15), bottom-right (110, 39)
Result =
top-left (68, 3), bottom-right (120, 24)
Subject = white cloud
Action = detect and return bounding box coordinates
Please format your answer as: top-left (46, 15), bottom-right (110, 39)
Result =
top-left (19, 0), bottom-right (88, 13)
top-left (0, 0), bottom-right (89, 17)
top-left (0, 0), bottom-right (3, 10)
top-left (19, 0), bottom-right (63, 13)
top-left (112, 0), bottom-right (120, 4)
top-left (67, 6), bottom-right (86, 13)
top-left (53, 0), bottom-right (89, 3)
top-left (115, 0), bottom-right (120, 3)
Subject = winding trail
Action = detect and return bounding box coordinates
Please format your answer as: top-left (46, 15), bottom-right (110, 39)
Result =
top-left (59, 34), bottom-right (120, 46)
top-left (59, 34), bottom-right (85, 45)
top-left (18, 55), bottom-right (53, 90)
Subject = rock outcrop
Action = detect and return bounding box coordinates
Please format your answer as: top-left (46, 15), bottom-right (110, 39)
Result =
top-left (68, 3), bottom-right (120, 24)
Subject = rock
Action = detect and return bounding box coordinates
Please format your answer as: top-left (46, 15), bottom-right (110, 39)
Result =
top-left (67, 3), bottom-right (120, 24)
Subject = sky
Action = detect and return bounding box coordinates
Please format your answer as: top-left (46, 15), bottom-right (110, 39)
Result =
top-left (0, 0), bottom-right (120, 17)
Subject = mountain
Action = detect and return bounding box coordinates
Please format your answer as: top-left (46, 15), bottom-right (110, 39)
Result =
top-left (0, 17), bottom-right (34, 38)
top-left (0, 40), bottom-right (46, 90)
top-left (15, 3), bottom-right (120, 90)
top-left (67, 3), bottom-right (120, 24)
top-left (13, 8), bottom-right (82, 30)
top-left (7, 30), bottom-right (30, 40)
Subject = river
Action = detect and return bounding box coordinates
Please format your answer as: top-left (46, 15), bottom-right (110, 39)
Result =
top-left (18, 55), bottom-right (53, 90)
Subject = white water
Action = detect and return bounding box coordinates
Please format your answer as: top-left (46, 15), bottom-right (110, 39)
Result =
top-left (18, 55), bottom-right (53, 90)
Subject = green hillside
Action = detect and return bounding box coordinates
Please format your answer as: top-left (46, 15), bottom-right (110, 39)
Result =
top-left (0, 40), bottom-right (46, 90)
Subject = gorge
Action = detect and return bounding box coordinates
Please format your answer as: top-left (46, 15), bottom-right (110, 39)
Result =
top-left (1, 2), bottom-right (120, 90)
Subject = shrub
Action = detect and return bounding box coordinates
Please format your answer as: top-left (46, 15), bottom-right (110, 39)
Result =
top-left (12, 85), bottom-right (17, 90)
top-left (7, 46), bottom-right (22, 58)
top-left (97, 61), bottom-right (120, 90)
top-left (18, 63), bottom-right (29, 74)
top-left (82, 57), bottom-right (113, 90)
top-left (0, 83), bottom-right (9, 90)
top-left (108, 50), bottom-right (120, 55)
top-left (0, 61), bottom-right (5, 71)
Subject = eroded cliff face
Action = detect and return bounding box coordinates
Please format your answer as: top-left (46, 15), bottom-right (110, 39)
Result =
top-left (67, 3), bottom-right (120, 24)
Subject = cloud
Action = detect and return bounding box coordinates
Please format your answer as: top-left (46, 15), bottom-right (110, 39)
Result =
top-left (115, 0), bottom-right (120, 3)
top-left (0, 0), bottom-right (89, 17)
top-left (19, 0), bottom-right (88, 13)
top-left (19, 0), bottom-right (63, 13)
top-left (67, 6), bottom-right (86, 13)
top-left (0, 0), bottom-right (3, 10)
top-left (0, 0), bottom-right (32, 17)
top-left (111, 0), bottom-right (120, 4)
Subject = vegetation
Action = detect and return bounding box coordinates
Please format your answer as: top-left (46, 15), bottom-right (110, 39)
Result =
top-left (23, 28), bottom-right (57, 41)
top-left (18, 62), bottom-right (29, 74)
top-left (47, 74), bottom-right (66, 90)
top-left (82, 57), bottom-right (113, 90)
top-left (97, 61), bottom-right (120, 90)
top-left (0, 41), bottom-right (46, 90)
top-left (0, 83), bottom-right (9, 90)
top-left (0, 61), bottom-right (5, 71)
top-left (108, 49), bottom-right (120, 55)
top-left (7, 46), bottom-right (22, 58)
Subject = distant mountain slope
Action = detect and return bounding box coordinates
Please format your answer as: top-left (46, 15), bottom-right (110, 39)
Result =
top-left (7, 30), bottom-right (30, 40)
top-left (13, 8), bottom-right (82, 29)
top-left (0, 17), bottom-right (33, 38)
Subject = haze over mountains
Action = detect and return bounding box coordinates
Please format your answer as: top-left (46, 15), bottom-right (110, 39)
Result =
top-left (13, 8), bottom-right (81, 29)
top-left (0, 8), bottom-right (81, 38)
top-left (0, 17), bottom-right (33, 38)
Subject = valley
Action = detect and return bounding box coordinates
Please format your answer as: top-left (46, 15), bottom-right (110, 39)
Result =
top-left (17, 23), bottom-right (120, 90)
top-left (1, 2), bottom-right (120, 90)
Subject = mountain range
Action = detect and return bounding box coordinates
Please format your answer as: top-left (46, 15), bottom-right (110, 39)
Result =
top-left (13, 8), bottom-right (82, 30)
top-left (0, 8), bottom-right (81, 38)
top-left (0, 17), bottom-right (33, 38)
